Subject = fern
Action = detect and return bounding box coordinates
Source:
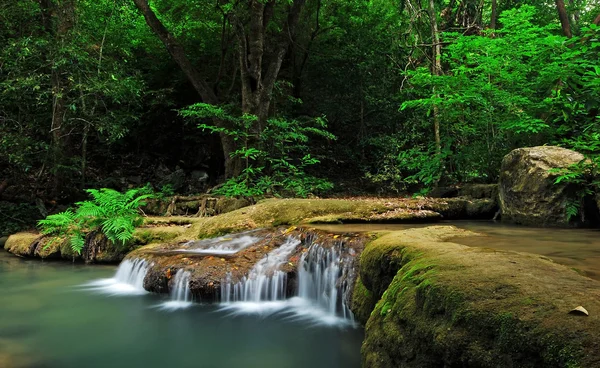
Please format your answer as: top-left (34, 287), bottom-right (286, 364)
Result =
top-left (37, 187), bottom-right (153, 254)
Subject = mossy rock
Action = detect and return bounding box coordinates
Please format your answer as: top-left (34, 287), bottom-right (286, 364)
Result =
top-left (186, 198), bottom-right (448, 239)
top-left (129, 227), bottom-right (368, 302)
top-left (499, 146), bottom-right (587, 227)
top-left (355, 226), bottom-right (600, 368)
top-left (4, 232), bottom-right (40, 257)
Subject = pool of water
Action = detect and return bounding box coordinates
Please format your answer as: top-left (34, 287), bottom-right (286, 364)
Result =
top-left (0, 251), bottom-right (363, 368)
top-left (312, 221), bottom-right (600, 281)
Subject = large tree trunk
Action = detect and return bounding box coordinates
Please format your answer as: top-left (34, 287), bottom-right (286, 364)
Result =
top-left (428, 0), bottom-right (442, 156)
top-left (555, 0), bottom-right (572, 38)
top-left (50, 0), bottom-right (76, 195)
top-left (133, 0), bottom-right (306, 178)
top-left (131, 0), bottom-right (246, 176)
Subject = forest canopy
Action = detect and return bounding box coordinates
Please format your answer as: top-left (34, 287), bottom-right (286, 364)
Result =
top-left (1, 0), bottom-right (599, 214)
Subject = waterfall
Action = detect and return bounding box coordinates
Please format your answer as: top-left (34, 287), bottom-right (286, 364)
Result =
top-left (84, 258), bottom-right (150, 296)
top-left (298, 243), bottom-right (355, 321)
top-left (159, 269), bottom-right (193, 311)
top-left (220, 237), bottom-right (300, 305)
top-left (175, 231), bottom-right (260, 255)
top-left (219, 236), bottom-right (357, 326)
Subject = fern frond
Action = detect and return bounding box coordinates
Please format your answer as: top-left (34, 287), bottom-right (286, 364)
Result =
top-left (70, 232), bottom-right (86, 254)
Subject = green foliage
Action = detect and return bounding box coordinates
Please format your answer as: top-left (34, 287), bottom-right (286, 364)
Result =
top-left (38, 187), bottom-right (152, 253)
top-left (181, 103), bottom-right (335, 197)
top-left (551, 156), bottom-right (600, 222)
top-left (394, 6), bottom-right (600, 190)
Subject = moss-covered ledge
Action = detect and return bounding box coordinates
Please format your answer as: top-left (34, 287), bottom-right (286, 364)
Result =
top-left (3, 221), bottom-right (187, 263)
top-left (353, 226), bottom-right (600, 368)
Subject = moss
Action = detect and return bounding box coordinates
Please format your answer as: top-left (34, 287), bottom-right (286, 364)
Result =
top-left (132, 228), bottom-right (181, 246)
top-left (355, 226), bottom-right (600, 368)
top-left (4, 232), bottom-right (39, 256)
top-left (189, 198), bottom-right (449, 239)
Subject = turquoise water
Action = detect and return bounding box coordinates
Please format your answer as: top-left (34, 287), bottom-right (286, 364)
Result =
top-left (0, 251), bottom-right (363, 368)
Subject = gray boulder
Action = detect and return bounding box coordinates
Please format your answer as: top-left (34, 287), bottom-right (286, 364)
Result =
top-left (499, 146), bottom-right (584, 227)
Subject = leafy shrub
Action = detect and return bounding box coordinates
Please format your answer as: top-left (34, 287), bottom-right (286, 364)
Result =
top-left (180, 103), bottom-right (335, 198)
top-left (38, 187), bottom-right (153, 253)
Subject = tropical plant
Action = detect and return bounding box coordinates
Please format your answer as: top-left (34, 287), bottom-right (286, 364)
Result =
top-left (38, 187), bottom-right (153, 253)
top-left (180, 103), bottom-right (335, 197)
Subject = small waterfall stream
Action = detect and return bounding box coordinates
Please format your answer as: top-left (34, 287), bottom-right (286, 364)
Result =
top-left (84, 230), bottom-right (360, 325)
top-left (159, 269), bottom-right (193, 311)
top-left (220, 236), bottom-right (357, 325)
top-left (221, 237), bottom-right (301, 303)
top-left (298, 243), bottom-right (355, 321)
top-left (84, 258), bottom-right (151, 295)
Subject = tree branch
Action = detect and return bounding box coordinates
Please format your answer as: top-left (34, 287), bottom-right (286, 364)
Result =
top-left (132, 0), bottom-right (219, 104)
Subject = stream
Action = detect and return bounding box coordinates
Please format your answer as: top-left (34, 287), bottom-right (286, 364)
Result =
top-left (0, 251), bottom-right (363, 368)
top-left (2, 220), bottom-right (600, 368)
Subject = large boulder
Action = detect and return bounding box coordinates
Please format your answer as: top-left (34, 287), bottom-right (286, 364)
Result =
top-left (499, 146), bottom-right (585, 227)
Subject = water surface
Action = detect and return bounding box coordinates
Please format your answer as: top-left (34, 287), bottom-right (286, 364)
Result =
top-left (312, 221), bottom-right (600, 281)
top-left (0, 251), bottom-right (362, 368)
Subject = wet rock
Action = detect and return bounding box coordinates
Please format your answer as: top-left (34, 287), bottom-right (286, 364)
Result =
top-left (499, 146), bottom-right (585, 227)
top-left (458, 184), bottom-right (499, 199)
top-left (356, 226), bottom-right (600, 368)
top-left (215, 197), bottom-right (252, 215)
top-left (130, 228), bottom-right (368, 303)
top-left (423, 197), bottom-right (498, 220)
top-left (81, 231), bottom-right (128, 264)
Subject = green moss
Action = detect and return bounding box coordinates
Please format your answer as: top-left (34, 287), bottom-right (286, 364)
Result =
top-left (352, 276), bottom-right (379, 324)
top-left (4, 232), bottom-right (39, 256)
top-left (355, 226), bottom-right (598, 368)
top-left (132, 228), bottom-right (181, 246)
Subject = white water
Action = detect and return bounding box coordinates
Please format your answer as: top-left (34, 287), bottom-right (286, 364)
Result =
top-left (175, 232), bottom-right (260, 255)
top-left (159, 269), bottom-right (193, 311)
top-left (221, 237), bottom-right (300, 303)
top-left (84, 258), bottom-right (150, 296)
top-left (220, 238), bottom-right (356, 327)
top-left (298, 244), bottom-right (355, 321)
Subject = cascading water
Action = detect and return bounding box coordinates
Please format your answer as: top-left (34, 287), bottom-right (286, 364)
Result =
top-left (221, 237), bottom-right (300, 305)
top-left (84, 258), bottom-right (151, 295)
top-left (175, 231), bottom-right (260, 255)
top-left (220, 235), bottom-right (357, 326)
top-left (159, 269), bottom-right (193, 311)
top-left (298, 243), bottom-right (355, 321)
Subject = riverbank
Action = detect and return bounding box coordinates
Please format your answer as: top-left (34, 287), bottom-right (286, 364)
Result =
top-left (4, 196), bottom-right (600, 367)
top-left (354, 226), bottom-right (600, 367)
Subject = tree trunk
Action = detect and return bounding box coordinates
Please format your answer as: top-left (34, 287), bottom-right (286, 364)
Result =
top-left (568, 0), bottom-right (579, 26)
top-left (0, 179), bottom-right (9, 199)
top-left (490, 0), bottom-right (498, 30)
top-left (50, 0), bottom-right (76, 195)
top-left (555, 0), bottom-right (572, 38)
top-left (132, 0), bottom-right (251, 177)
top-left (594, 14), bottom-right (600, 26)
top-left (428, 0), bottom-right (442, 156)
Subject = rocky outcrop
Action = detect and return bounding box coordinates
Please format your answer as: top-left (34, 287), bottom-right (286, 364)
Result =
top-left (499, 146), bottom-right (586, 227)
top-left (3, 224), bottom-right (186, 263)
top-left (354, 226), bottom-right (600, 368)
top-left (3, 197), bottom-right (499, 262)
top-left (128, 228), bottom-right (368, 302)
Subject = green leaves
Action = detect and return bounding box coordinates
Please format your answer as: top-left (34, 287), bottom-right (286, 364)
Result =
top-left (37, 187), bottom-right (152, 254)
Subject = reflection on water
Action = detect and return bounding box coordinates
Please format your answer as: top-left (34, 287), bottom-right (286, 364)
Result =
top-left (0, 251), bottom-right (362, 368)
top-left (312, 221), bottom-right (600, 281)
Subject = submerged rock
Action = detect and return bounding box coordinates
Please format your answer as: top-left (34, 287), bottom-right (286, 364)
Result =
top-left (499, 146), bottom-right (586, 227)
